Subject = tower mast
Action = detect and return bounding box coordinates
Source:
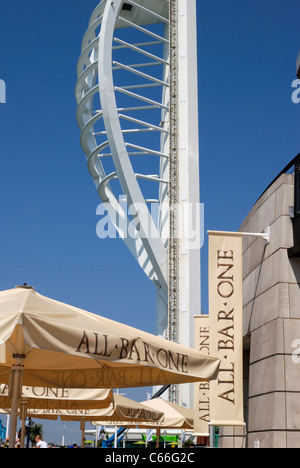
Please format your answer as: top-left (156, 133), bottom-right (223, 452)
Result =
top-left (169, 0), bottom-right (201, 407)
top-left (168, 0), bottom-right (179, 403)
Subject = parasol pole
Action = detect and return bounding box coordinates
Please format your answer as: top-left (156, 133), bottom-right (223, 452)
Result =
top-left (20, 399), bottom-right (28, 448)
top-left (8, 355), bottom-right (25, 448)
top-left (156, 427), bottom-right (160, 448)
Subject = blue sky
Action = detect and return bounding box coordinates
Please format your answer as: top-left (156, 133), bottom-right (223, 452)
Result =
top-left (0, 0), bottom-right (299, 445)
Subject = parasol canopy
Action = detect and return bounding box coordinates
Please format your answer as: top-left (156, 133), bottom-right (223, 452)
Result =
top-left (48, 394), bottom-right (165, 424)
top-left (0, 286), bottom-right (220, 447)
top-left (1, 394), bottom-right (165, 424)
top-left (0, 286), bottom-right (220, 389)
top-left (140, 398), bottom-right (194, 430)
top-left (92, 398), bottom-right (194, 430)
top-left (0, 384), bottom-right (114, 411)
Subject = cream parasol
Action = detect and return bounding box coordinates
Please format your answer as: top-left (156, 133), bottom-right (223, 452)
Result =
top-left (92, 398), bottom-right (194, 430)
top-left (15, 394), bottom-right (165, 448)
top-left (0, 286), bottom-right (220, 447)
top-left (0, 385), bottom-right (114, 411)
top-left (92, 397), bottom-right (195, 448)
top-left (58, 394), bottom-right (165, 423)
top-left (0, 384), bottom-right (115, 447)
top-left (140, 398), bottom-right (194, 430)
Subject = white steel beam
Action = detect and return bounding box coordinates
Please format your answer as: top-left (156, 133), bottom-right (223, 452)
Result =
top-left (98, 0), bottom-right (168, 295)
top-left (176, 0), bottom-right (201, 408)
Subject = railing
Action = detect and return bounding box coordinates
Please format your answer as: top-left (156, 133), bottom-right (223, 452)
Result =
top-left (259, 154), bottom-right (300, 208)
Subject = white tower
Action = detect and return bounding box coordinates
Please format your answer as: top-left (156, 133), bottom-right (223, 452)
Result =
top-left (76, 0), bottom-right (200, 408)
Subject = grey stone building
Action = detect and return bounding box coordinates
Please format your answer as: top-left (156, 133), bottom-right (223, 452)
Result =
top-left (218, 156), bottom-right (300, 448)
top-left (217, 51), bottom-right (300, 450)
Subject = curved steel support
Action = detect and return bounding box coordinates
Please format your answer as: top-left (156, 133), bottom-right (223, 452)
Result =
top-left (76, 0), bottom-right (201, 410)
top-left (76, 0), bottom-right (170, 299)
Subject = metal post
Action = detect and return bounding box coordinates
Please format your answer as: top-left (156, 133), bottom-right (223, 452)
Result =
top-left (209, 425), bottom-right (215, 449)
top-left (80, 418), bottom-right (86, 449)
top-left (207, 229), bottom-right (270, 244)
top-left (114, 426), bottom-right (118, 448)
top-left (62, 422), bottom-right (65, 447)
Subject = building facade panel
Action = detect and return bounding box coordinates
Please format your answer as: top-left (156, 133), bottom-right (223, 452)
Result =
top-left (219, 170), bottom-right (300, 448)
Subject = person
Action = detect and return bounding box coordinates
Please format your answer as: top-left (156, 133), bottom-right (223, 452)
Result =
top-left (35, 435), bottom-right (48, 448)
